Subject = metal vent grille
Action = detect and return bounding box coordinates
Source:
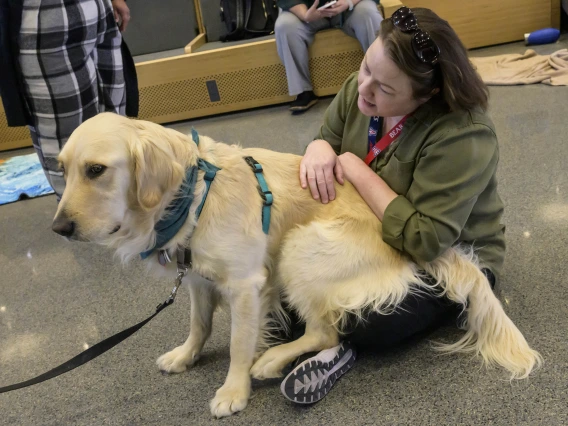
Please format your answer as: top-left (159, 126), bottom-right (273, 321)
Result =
top-left (138, 49), bottom-right (363, 121)
top-left (310, 50), bottom-right (364, 88)
top-left (139, 63), bottom-right (289, 119)
top-left (0, 112), bottom-right (30, 149)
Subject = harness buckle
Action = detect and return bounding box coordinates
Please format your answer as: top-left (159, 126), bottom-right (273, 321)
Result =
top-left (177, 247), bottom-right (192, 275)
top-left (260, 190), bottom-right (273, 206)
top-left (244, 156), bottom-right (263, 172)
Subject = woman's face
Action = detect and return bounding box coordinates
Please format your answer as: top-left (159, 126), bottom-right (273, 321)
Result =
top-left (357, 37), bottom-right (429, 118)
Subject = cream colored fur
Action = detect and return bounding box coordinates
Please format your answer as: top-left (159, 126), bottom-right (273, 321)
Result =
top-left (54, 113), bottom-right (542, 418)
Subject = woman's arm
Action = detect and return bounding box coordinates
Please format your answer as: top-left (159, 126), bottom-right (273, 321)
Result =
top-left (340, 123), bottom-right (500, 263)
top-left (336, 152), bottom-right (397, 221)
top-left (300, 73), bottom-right (359, 202)
top-left (315, 72), bottom-right (358, 154)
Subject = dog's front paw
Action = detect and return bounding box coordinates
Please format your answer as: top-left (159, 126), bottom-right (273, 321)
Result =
top-left (156, 344), bottom-right (200, 374)
top-left (209, 382), bottom-right (250, 418)
top-left (250, 346), bottom-right (288, 379)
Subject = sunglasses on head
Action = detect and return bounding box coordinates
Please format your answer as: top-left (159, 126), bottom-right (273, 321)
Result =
top-left (392, 6), bottom-right (440, 65)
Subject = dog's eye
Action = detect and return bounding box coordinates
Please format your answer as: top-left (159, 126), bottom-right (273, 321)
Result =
top-left (86, 164), bottom-right (107, 179)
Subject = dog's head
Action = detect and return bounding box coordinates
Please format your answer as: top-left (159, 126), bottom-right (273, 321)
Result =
top-left (52, 113), bottom-right (196, 249)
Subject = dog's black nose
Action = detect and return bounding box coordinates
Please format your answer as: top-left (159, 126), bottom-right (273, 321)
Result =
top-left (52, 215), bottom-right (75, 237)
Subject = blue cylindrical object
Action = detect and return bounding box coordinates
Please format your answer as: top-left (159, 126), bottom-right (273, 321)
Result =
top-left (524, 28), bottom-right (561, 45)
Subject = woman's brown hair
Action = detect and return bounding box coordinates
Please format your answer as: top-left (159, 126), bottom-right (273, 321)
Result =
top-left (379, 8), bottom-right (489, 112)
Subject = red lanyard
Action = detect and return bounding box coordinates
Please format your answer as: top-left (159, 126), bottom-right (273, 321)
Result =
top-left (364, 115), bottom-right (409, 166)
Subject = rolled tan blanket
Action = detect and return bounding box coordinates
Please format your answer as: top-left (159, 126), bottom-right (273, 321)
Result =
top-left (470, 49), bottom-right (568, 86)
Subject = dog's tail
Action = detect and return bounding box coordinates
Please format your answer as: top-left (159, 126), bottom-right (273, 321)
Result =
top-left (423, 246), bottom-right (542, 379)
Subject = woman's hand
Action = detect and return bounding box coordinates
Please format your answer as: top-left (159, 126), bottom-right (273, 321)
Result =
top-left (326, 0), bottom-right (351, 16)
top-left (300, 139), bottom-right (345, 203)
top-left (112, 0), bottom-right (131, 32)
top-left (336, 152), bottom-right (367, 183)
top-left (303, 0), bottom-right (337, 22)
top-left (337, 152), bottom-right (398, 221)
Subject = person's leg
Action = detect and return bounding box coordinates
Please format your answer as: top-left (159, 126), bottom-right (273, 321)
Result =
top-left (18, 0), bottom-right (115, 198)
top-left (19, 0), bottom-right (69, 197)
top-left (279, 286), bottom-right (454, 404)
top-left (349, 270), bottom-right (497, 351)
top-left (275, 10), bottom-right (329, 110)
top-left (343, 287), bottom-right (459, 351)
top-left (280, 269), bottom-right (496, 404)
top-left (342, 0), bottom-right (383, 52)
top-left (93, 0), bottom-right (126, 115)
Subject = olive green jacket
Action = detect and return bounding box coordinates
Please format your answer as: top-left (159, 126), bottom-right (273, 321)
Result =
top-left (317, 72), bottom-right (506, 280)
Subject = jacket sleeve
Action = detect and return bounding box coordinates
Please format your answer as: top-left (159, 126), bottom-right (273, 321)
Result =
top-left (314, 73), bottom-right (357, 154)
top-left (382, 123), bottom-right (499, 263)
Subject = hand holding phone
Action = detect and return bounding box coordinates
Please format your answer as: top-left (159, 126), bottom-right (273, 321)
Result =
top-left (304, 0), bottom-right (338, 23)
top-left (317, 0), bottom-right (337, 10)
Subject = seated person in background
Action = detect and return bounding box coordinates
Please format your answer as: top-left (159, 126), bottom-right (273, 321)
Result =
top-left (275, 0), bottom-right (383, 113)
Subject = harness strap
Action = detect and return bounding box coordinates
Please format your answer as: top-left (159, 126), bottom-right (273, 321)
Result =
top-left (195, 159), bottom-right (219, 217)
top-left (191, 127), bottom-right (200, 145)
top-left (244, 156), bottom-right (273, 234)
top-left (192, 127), bottom-right (220, 218)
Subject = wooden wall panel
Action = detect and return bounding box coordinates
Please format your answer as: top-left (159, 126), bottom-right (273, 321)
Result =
top-left (404, 0), bottom-right (552, 48)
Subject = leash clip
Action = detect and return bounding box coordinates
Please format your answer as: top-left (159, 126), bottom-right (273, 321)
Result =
top-left (157, 270), bottom-right (185, 312)
top-left (165, 248), bottom-right (191, 305)
top-left (169, 270), bottom-right (185, 302)
top-left (156, 248), bottom-right (193, 311)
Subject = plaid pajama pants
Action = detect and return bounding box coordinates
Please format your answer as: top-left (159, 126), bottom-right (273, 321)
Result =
top-left (19, 0), bottom-right (126, 196)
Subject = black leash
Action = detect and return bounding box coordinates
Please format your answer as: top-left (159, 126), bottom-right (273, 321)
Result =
top-left (0, 265), bottom-right (187, 394)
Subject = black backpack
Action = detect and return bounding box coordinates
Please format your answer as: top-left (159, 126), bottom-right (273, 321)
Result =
top-left (220, 0), bottom-right (279, 42)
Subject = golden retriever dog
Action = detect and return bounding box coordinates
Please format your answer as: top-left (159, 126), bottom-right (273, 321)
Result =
top-left (52, 113), bottom-right (541, 418)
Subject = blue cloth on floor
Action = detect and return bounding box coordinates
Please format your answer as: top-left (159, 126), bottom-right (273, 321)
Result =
top-left (0, 154), bottom-right (54, 205)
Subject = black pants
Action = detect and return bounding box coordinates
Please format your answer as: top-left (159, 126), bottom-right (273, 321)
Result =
top-left (286, 269), bottom-right (496, 352)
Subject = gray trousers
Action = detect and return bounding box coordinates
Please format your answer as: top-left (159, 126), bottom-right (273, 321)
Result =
top-left (275, 0), bottom-right (383, 96)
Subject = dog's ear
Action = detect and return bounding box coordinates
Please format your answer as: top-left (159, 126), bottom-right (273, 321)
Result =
top-left (130, 122), bottom-right (185, 211)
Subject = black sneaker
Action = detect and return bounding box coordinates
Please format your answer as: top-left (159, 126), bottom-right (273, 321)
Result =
top-left (280, 341), bottom-right (357, 404)
top-left (289, 91), bottom-right (319, 112)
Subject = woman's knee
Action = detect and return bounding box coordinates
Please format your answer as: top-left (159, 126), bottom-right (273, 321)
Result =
top-left (275, 11), bottom-right (304, 38)
top-left (350, 0), bottom-right (383, 23)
